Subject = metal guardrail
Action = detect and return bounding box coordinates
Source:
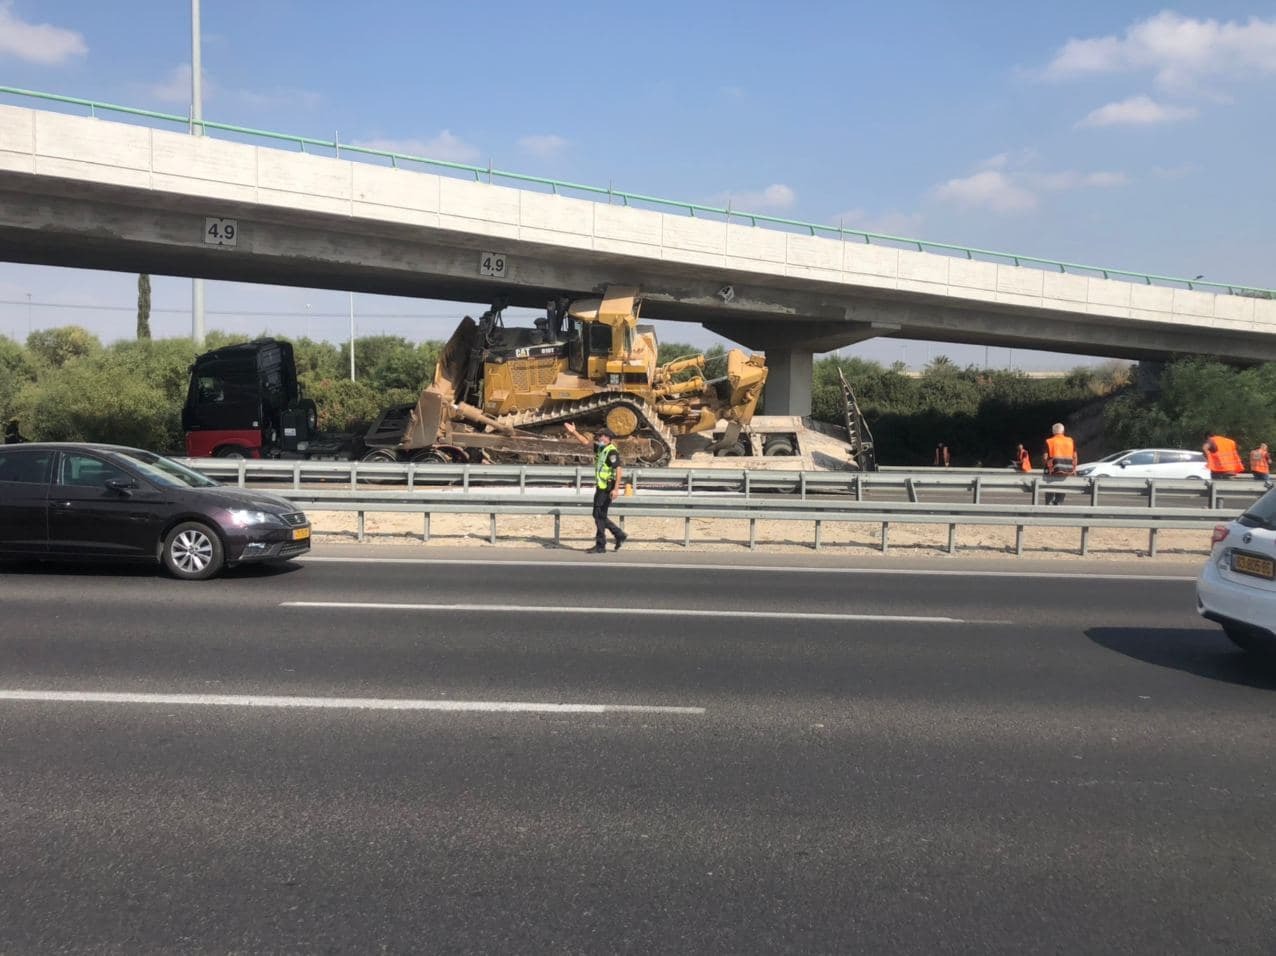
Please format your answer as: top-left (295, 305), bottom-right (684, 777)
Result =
top-left (273, 486), bottom-right (1232, 557)
top-left (182, 458), bottom-right (1266, 511)
top-left (3, 85), bottom-right (1271, 300)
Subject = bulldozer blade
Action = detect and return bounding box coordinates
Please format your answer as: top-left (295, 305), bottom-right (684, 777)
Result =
top-left (402, 389), bottom-right (448, 450)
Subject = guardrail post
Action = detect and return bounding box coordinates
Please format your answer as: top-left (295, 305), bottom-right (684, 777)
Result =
top-left (293, 461), bottom-right (301, 490)
top-left (880, 522), bottom-right (889, 553)
top-left (1031, 478), bottom-right (1040, 506)
top-left (423, 512), bottom-right (430, 543)
top-left (1147, 479), bottom-right (1155, 510)
top-left (575, 467), bottom-right (583, 492)
top-left (1208, 480), bottom-right (1218, 509)
top-left (554, 512), bottom-right (561, 546)
top-left (408, 463), bottom-right (416, 490)
top-left (1080, 526), bottom-right (1089, 556)
top-left (1015, 525), bottom-right (1024, 555)
top-left (489, 513), bottom-right (497, 545)
top-left (947, 524), bottom-right (956, 554)
top-left (237, 460), bottom-right (246, 487)
top-left (906, 478), bottom-right (918, 503)
top-left (463, 468), bottom-right (471, 493)
top-left (800, 472), bottom-right (807, 499)
top-left (973, 477), bottom-right (981, 504)
top-left (749, 518), bottom-right (757, 551)
top-left (357, 511), bottom-right (365, 542)
top-left (855, 475), bottom-right (864, 501)
top-left (688, 473), bottom-right (695, 496)
top-left (350, 462), bottom-right (357, 491)
top-left (1148, 528), bottom-right (1158, 557)
top-left (814, 520), bottom-right (822, 551)
top-left (1091, 478), bottom-right (1100, 507)
top-left (744, 470), bottom-right (751, 497)
top-left (683, 517), bottom-right (691, 548)
top-left (519, 466), bottom-right (527, 493)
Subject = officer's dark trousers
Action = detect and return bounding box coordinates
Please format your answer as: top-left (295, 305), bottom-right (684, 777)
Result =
top-left (593, 487), bottom-right (623, 547)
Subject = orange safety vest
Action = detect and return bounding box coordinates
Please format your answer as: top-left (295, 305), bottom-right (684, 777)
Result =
top-left (1017, 448), bottom-right (1032, 472)
top-left (1206, 435), bottom-right (1244, 475)
top-left (1250, 447), bottom-right (1270, 475)
top-left (1044, 434), bottom-right (1076, 475)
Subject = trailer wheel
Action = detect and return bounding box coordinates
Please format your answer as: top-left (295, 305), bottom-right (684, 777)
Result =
top-left (411, 450), bottom-right (451, 464)
top-left (361, 449), bottom-right (400, 463)
top-left (215, 446), bottom-right (248, 459)
top-left (763, 436), bottom-right (795, 457)
top-left (162, 522), bottom-right (224, 580)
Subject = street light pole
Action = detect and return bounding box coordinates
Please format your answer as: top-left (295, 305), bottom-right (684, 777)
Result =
top-left (349, 292), bottom-right (357, 381)
top-left (190, 0), bottom-right (205, 346)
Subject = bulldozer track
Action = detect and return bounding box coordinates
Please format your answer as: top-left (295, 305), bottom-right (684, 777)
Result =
top-left (500, 394), bottom-right (678, 466)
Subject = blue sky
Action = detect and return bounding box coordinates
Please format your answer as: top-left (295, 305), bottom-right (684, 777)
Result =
top-left (1, 1), bottom-right (1273, 369)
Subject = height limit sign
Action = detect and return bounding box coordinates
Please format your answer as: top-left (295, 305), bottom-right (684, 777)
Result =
top-left (478, 251), bottom-right (507, 278)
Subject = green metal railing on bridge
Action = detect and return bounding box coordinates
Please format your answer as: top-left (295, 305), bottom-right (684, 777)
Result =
top-left (2, 85), bottom-right (1272, 301)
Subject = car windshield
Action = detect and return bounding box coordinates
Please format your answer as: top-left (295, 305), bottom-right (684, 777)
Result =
top-left (111, 450), bottom-right (221, 489)
top-left (1240, 487), bottom-right (1276, 530)
top-left (1096, 450), bottom-right (1133, 463)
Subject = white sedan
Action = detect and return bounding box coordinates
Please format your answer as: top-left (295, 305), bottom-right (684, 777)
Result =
top-left (1075, 448), bottom-right (1210, 480)
top-left (1198, 488), bottom-right (1276, 653)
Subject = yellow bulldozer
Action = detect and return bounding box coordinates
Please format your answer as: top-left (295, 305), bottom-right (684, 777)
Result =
top-left (362, 286), bottom-right (768, 466)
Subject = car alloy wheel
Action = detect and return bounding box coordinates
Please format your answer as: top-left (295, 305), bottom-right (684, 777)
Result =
top-left (163, 521), bottom-right (225, 580)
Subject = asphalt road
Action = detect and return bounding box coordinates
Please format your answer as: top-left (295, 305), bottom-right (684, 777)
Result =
top-left (2, 549), bottom-right (1274, 953)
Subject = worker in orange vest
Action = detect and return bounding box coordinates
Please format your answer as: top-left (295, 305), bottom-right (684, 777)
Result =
top-left (1202, 431), bottom-right (1245, 479)
top-left (1043, 423), bottom-right (1076, 505)
top-left (1015, 443), bottom-right (1032, 473)
top-left (1249, 442), bottom-right (1270, 482)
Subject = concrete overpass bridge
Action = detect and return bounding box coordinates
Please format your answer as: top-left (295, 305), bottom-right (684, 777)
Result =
top-left (1, 89), bottom-right (1273, 414)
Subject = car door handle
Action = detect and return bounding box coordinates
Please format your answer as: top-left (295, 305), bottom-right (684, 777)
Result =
top-left (51, 501), bottom-right (73, 510)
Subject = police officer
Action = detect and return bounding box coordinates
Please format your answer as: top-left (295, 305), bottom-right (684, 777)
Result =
top-left (564, 422), bottom-right (628, 553)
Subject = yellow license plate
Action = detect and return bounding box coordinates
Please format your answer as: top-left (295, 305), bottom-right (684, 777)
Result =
top-left (292, 527), bottom-right (311, 541)
top-left (1232, 553), bottom-right (1273, 578)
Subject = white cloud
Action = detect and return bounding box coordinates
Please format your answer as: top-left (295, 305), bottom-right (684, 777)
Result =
top-left (1151, 162), bottom-right (1198, 181)
top-left (932, 159), bottom-right (1127, 214)
top-left (0, 2), bottom-right (87, 65)
top-left (1077, 94), bottom-right (1199, 127)
top-left (354, 132), bottom-right (481, 164)
top-left (517, 134), bottom-right (567, 159)
top-left (718, 183), bottom-right (796, 211)
top-left (833, 208), bottom-right (925, 238)
top-left (933, 170), bottom-right (1038, 214)
top-left (146, 64), bottom-right (197, 106)
top-left (238, 87), bottom-right (322, 112)
top-left (1045, 11), bottom-right (1276, 89)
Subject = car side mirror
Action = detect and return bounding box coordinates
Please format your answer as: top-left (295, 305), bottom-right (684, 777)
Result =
top-left (105, 477), bottom-right (137, 495)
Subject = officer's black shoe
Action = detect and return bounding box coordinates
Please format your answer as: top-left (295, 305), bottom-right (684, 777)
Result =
top-left (585, 545), bottom-right (607, 554)
top-left (614, 532), bottom-right (628, 552)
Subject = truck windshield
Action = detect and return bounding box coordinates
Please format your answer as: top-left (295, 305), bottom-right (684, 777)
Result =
top-left (110, 451), bottom-right (221, 489)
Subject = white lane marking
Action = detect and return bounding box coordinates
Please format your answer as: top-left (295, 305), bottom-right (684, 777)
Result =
top-left (299, 556), bottom-right (1197, 583)
top-left (0, 690), bottom-right (703, 715)
top-left (282, 601), bottom-right (969, 624)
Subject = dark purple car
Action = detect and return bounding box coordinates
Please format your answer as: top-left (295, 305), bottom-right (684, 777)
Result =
top-left (0, 443), bottom-right (310, 580)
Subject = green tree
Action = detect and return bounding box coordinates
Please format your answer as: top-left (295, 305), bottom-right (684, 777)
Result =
top-left (0, 335), bottom-right (36, 421)
top-left (26, 326), bottom-right (101, 369)
top-left (136, 274), bottom-right (151, 340)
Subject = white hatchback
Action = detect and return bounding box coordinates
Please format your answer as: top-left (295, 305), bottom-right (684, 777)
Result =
top-left (1075, 448), bottom-right (1210, 480)
top-left (1197, 488), bottom-right (1276, 653)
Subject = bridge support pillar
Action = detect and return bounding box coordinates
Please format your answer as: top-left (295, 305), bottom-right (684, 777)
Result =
top-left (705, 319), bottom-right (882, 416)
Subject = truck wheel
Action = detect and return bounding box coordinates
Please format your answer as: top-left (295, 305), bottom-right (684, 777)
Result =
top-left (215, 446), bottom-right (248, 459)
top-left (362, 449), bottom-right (400, 463)
top-left (763, 436), bottom-right (795, 456)
top-left (411, 450), bottom-right (451, 464)
top-left (162, 522), bottom-right (224, 580)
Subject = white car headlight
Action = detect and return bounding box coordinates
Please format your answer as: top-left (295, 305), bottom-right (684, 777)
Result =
top-left (227, 509), bottom-right (282, 527)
